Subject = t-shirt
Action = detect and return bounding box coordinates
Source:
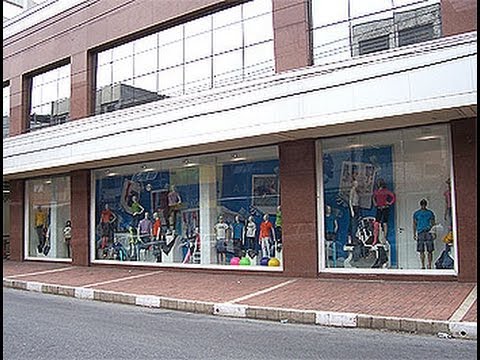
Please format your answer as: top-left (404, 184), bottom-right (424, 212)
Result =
top-left (35, 210), bottom-right (47, 227)
top-left (232, 222), bottom-right (244, 240)
top-left (325, 214), bottom-right (336, 233)
top-left (259, 220), bottom-right (274, 239)
top-left (373, 188), bottom-right (396, 207)
top-left (63, 226), bottom-right (72, 240)
top-left (153, 219), bottom-right (162, 238)
top-left (101, 209), bottom-right (113, 223)
top-left (138, 218), bottom-right (152, 235)
top-left (275, 210), bottom-right (282, 227)
top-left (168, 191), bottom-right (181, 206)
top-left (131, 202), bottom-right (142, 215)
top-left (214, 222), bottom-right (229, 239)
top-left (245, 221), bottom-right (256, 238)
top-left (413, 209), bottom-right (435, 233)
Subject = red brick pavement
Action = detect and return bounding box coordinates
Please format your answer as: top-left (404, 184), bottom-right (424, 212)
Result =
top-left (3, 260), bottom-right (476, 323)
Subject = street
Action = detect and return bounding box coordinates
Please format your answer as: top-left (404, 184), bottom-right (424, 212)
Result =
top-left (3, 288), bottom-right (476, 360)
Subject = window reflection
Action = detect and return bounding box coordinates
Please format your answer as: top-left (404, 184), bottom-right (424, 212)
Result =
top-left (3, 85), bottom-right (10, 138)
top-left (29, 63), bottom-right (71, 131)
top-left (311, 0), bottom-right (442, 65)
top-left (95, 0), bottom-right (275, 115)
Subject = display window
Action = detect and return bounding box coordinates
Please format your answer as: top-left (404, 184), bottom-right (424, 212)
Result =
top-left (318, 124), bottom-right (455, 273)
top-left (92, 146), bottom-right (281, 269)
top-left (25, 176), bottom-right (71, 260)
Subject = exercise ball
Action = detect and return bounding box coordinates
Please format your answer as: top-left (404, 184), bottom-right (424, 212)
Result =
top-left (230, 257), bottom-right (240, 265)
top-left (260, 257), bottom-right (270, 266)
top-left (239, 257), bottom-right (251, 265)
top-left (268, 257), bottom-right (280, 267)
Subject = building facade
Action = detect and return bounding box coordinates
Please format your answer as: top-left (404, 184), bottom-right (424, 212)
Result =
top-left (3, 0), bottom-right (477, 281)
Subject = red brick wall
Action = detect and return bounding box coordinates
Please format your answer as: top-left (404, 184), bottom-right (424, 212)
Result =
top-left (70, 170), bottom-right (91, 266)
top-left (451, 118), bottom-right (477, 282)
top-left (441, 0), bottom-right (477, 37)
top-left (279, 140), bottom-right (318, 277)
top-left (9, 180), bottom-right (25, 261)
top-left (273, 0), bottom-right (311, 72)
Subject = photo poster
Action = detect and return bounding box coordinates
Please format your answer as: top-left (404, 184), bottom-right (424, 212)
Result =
top-left (220, 159), bottom-right (280, 225)
top-left (322, 145), bottom-right (396, 264)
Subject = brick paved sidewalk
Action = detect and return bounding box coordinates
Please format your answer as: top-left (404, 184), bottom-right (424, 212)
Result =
top-left (3, 260), bottom-right (477, 339)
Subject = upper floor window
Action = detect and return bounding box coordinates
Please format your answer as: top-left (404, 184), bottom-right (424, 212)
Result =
top-left (3, 84), bottom-right (10, 139)
top-left (29, 63), bottom-right (71, 132)
top-left (311, 0), bottom-right (441, 65)
top-left (94, 0), bottom-right (274, 115)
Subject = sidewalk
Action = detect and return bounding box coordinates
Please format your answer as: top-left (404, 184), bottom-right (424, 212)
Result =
top-left (3, 260), bottom-right (477, 340)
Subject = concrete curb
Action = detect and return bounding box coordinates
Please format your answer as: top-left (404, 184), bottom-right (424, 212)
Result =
top-left (4, 279), bottom-right (476, 340)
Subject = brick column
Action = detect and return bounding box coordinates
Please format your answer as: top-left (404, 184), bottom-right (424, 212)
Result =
top-left (272, 0), bottom-right (311, 73)
top-left (9, 180), bottom-right (25, 261)
top-left (279, 140), bottom-right (318, 277)
top-left (441, 0), bottom-right (477, 37)
top-left (9, 76), bottom-right (28, 136)
top-left (451, 118), bottom-right (477, 282)
top-left (71, 170), bottom-right (91, 266)
top-left (70, 51), bottom-right (94, 120)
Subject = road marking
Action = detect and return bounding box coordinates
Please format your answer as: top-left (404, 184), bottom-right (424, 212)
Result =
top-left (449, 285), bottom-right (477, 322)
top-left (83, 270), bottom-right (163, 288)
top-left (228, 279), bottom-right (297, 304)
top-left (6, 267), bottom-right (74, 278)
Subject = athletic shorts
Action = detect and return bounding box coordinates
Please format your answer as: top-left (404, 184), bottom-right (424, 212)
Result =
top-left (216, 239), bottom-right (226, 253)
top-left (375, 207), bottom-right (390, 223)
top-left (100, 222), bottom-right (111, 237)
top-left (417, 231), bottom-right (434, 253)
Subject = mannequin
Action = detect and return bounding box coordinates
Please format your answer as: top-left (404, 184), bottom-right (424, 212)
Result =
top-left (167, 185), bottom-right (182, 229)
top-left (100, 203), bottom-right (117, 249)
top-left (372, 179), bottom-right (395, 245)
top-left (259, 214), bottom-right (275, 258)
top-left (275, 206), bottom-right (282, 251)
top-left (244, 215), bottom-right (257, 257)
top-left (34, 205), bottom-right (48, 253)
top-left (158, 225), bottom-right (177, 257)
top-left (63, 220), bottom-right (72, 258)
top-left (324, 205), bottom-right (338, 267)
top-left (130, 195), bottom-right (144, 228)
top-left (214, 215), bottom-right (229, 264)
top-left (152, 212), bottom-right (163, 262)
top-left (137, 212), bottom-right (153, 261)
top-left (413, 199), bottom-right (436, 269)
top-left (231, 215), bottom-right (244, 258)
top-left (443, 178), bottom-right (452, 231)
top-left (348, 180), bottom-right (360, 244)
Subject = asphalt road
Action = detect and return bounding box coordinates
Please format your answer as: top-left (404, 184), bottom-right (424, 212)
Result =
top-left (3, 288), bottom-right (477, 360)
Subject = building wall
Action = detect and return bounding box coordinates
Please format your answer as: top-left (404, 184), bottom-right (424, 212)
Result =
top-left (441, 0), bottom-right (477, 37)
top-left (273, 0), bottom-right (310, 72)
top-left (451, 117), bottom-right (477, 282)
top-left (71, 170), bottom-right (90, 266)
top-left (280, 140), bottom-right (318, 278)
top-left (2, 1), bottom-right (477, 280)
top-left (9, 180), bottom-right (24, 261)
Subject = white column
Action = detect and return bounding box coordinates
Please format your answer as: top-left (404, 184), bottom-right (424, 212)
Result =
top-left (199, 164), bottom-right (217, 265)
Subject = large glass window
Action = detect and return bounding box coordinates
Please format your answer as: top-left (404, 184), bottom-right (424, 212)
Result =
top-left (3, 84), bottom-right (9, 138)
top-left (29, 64), bottom-right (71, 131)
top-left (92, 146), bottom-right (281, 268)
top-left (26, 176), bottom-right (71, 260)
top-left (319, 124), bottom-right (455, 272)
top-left (311, 0), bottom-right (441, 65)
top-left (94, 0), bottom-right (275, 114)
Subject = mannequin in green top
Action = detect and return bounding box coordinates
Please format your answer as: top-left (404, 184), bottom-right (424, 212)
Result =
top-left (130, 195), bottom-right (144, 228)
top-left (275, 205), bottom-right (282, 251)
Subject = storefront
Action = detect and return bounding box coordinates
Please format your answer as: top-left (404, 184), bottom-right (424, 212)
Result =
top-left (317, 123), bottom-right (456, 274)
